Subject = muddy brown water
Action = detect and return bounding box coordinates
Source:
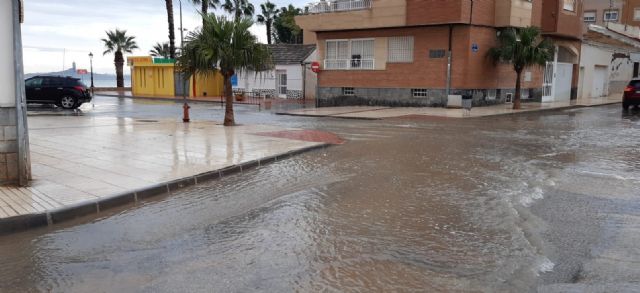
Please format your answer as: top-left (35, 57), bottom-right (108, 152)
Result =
top-left (1, 105), bottom-right (640, 292)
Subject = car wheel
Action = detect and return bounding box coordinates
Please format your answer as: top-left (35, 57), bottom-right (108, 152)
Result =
top-left (60, 96), bottom-right (77, 109)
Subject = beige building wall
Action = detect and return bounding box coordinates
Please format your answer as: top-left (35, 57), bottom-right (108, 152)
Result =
top-left (296, 0), bottom-right (406, 32)
top-left (495, 0), bottom-right (533, 27)
top-left (583, 0), bottom-right (624, 31)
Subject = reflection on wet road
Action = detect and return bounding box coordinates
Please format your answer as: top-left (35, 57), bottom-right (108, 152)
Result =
top-left (2, 99), bottom-right (639, 292)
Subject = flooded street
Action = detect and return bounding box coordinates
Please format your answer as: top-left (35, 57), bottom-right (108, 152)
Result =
top-left (2, 102), bottom-right (640, 292)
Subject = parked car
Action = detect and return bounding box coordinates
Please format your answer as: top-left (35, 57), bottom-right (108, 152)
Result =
top-left (24, 76), bottom-right (92, 109)
top-left (623, 79), bottom-right (640, 110)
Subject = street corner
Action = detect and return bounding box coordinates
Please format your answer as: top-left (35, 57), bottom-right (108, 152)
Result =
top-left (252, 129), bottom-right (346, 145)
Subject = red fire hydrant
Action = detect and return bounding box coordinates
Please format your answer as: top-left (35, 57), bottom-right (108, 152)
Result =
top-left (183, 102), bottom-right (191, 123)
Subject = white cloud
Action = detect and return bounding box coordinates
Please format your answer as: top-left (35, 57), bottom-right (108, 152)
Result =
top-left (22, 0), bottom-right (309, 74)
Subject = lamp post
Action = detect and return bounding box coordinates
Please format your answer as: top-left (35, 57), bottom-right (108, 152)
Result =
top-left (88, 52), bottom-right (94, 91)
top-left (179, 0), bottom-right (190, 123)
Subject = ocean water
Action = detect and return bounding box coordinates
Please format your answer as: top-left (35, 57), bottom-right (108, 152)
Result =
top-left (78, 77), bottom-right (131, 88)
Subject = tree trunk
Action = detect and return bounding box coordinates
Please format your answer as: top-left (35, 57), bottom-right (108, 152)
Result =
top-left (166, 0), bottom-right (176, 59)
top-left (202, 2), bottom-right (208, 27)
top-left (266, 20), bottom-right (272, 45)
top-left (223, 73), bottom-right (235, 126)
top-left (514, 68), bottom-right (522, 110)
top-left (114, 51), bottom-right (124, 88)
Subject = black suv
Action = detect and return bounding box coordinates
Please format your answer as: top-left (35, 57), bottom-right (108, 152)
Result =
top-left (25, 76), bottom-right (92, 109)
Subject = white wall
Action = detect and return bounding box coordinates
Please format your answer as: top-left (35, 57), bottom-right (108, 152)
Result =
top-left (235, 64), bottom-right (304, 92)
top-left (303, 49), bottom-right (318, 99)
top-left (578, 43), bottom-right (634, 99)
top-left (277, 64), bottom-right (303, 91)
top-left (0, 0), bottom-right (16, 107)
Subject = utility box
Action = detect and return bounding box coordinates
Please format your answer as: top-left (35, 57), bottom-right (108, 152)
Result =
top-left (447, 94), bottom-right (462, 108)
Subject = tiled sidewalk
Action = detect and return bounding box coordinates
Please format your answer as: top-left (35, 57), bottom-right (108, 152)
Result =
top-left (0, 116), bottom-right (333, 224)
top-left (277, 95), bottom-right (622, 119)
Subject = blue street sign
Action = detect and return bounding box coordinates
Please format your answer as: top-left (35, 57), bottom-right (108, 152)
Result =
top-left (472, 43), bottom-right (479, 53)
top-left (231, 74), bottom-right (238, 86)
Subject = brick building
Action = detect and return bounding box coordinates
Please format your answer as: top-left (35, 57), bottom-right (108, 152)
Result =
top-left (296, 0), bottom-right (583, 107)
top-left (583, 0), bottom-right (640, 30)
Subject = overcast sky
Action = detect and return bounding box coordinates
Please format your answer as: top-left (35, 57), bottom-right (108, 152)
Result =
top-left (22, 0), bottom-right (307, 74)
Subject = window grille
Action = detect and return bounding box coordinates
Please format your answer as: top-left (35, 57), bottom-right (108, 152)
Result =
top-left (388, 36), bottom-right (414, 63)
top-left (342, 87), bottom-right (355, 96)
top-left (429, 49), bottom-right (446, 59)
top-left (412, 89), bottom-right (428, 98)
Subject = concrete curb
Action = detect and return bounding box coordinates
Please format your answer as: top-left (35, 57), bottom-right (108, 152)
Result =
top-left (277, 101), bottom-right (622, 121)
top-left (0, 143), bottom-right (331, 236)
top-left (276, 112), bottom-right (382, 120)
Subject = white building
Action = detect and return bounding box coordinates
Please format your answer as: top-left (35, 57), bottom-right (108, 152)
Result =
top-left (234, 44), bottom-right (317, 99)
top-left (578, 25), bottom-right (640, 100)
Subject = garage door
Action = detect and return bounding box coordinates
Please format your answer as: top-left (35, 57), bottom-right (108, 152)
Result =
top-left (555, 63), bottom-right (573, 102)
top-left (591, 65), bottom-right (607, 98)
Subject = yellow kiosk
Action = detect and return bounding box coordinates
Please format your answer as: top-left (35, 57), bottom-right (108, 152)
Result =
top-left (128, 56), bottom-right (224, 99)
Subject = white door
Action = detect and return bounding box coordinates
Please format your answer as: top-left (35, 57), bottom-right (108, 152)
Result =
top-left (542, 62), bottom-right (554, 102)
top-left (591, 66), bottom-right (607, 98)
top-left (555, 63), bottom-right (573, 102)
top-left (276, 70), bottom-right (287, 98)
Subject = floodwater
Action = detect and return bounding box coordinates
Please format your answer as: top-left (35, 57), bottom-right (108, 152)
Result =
top-left (1, 105), bottom-right (640, 292)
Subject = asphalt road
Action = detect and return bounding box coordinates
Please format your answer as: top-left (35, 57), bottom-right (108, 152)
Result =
top-left (4, 96), bottom-right (639, 292)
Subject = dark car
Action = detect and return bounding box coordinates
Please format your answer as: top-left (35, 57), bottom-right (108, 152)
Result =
top-left (25, 76), bottom-right (92, 109)
top-left (623, 79), bottom-right (640, 110)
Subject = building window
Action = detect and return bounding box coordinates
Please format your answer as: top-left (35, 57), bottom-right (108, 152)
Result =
top-left (583, 11), bottom-right (596, 22)
top-left (487, 89), bottom-right (497, 100)
top-left (412, 89), bottom-right (428, 98)
top-left (388, 36), bottom-right (414, 63)
top-left (635, 8), bottom-right (640, 21)
top-left (325, 39), bottom-right (374, 70)
top-left (342, 87), bottom-right (355, 96)
top-left (604, 9), bottom-right (619, 22)
top-left (429, 49), bottom-right (446, 59)
top-left (563, 0), bottom-right (575, 12)
top-left (350, 39), bottom-right (375, 69)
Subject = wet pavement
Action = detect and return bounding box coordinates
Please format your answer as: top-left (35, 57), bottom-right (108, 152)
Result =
top-left (0, 97), bottom-right (639, 292)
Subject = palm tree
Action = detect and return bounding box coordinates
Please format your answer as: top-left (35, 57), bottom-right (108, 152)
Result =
top-left (191, 0), bottom-right (221, 26)
top-left (257, 1), bottom-right (278, 44)
top-left (489, 27), bottom-right (553, 109)
top-left (178, 15), bottom-right (271, 126)
top-left (165, 0), bottom-right (176, 59)
top-left (222, 0), bottom-right (255, 20)
top-left (150, 42), bottom-right (171, 58)
top-left (101, 29), bottom-right (138, 88)
top-left (273, 4), bottom-right (303, 44)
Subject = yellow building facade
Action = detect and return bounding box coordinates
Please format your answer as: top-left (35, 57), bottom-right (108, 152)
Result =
top-left (128, 56), bottom-right (224, 98)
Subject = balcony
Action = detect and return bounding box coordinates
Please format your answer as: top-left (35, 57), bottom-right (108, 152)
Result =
top-left (324, 59), bottom-right (375, 70)
top-left (307, 0), bottom-right (372, 14)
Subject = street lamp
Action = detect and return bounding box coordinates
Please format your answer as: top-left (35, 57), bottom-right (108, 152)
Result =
top-left (88, 52), bottom-right (94, 90)
top-left (179, 0), bottom-right (190, 123)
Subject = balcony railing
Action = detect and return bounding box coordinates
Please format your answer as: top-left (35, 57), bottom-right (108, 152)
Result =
top-left (324, 59), bottom-right (375, 70)
top-left (307, 0), bottom-right (372, 14)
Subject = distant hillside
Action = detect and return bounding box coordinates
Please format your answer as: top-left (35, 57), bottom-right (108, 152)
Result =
top-left (25, 62), bottom-right (129, 81)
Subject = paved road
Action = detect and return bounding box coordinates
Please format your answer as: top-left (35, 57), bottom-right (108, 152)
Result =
top-left (2, 98), bottom-right (639, 292)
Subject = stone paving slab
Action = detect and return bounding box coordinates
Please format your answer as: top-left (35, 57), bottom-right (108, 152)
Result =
top-left (278, 96), bottom-right (622, 120)
top-left (0, 116), bottom-right (337, 234)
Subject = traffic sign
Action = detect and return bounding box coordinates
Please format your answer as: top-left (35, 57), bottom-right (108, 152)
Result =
top-left (311, 61), bottom-right (320, 73)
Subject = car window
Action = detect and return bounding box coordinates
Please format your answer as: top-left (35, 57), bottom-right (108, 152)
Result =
top-left (630, 80), bottom-right (640, 88)
top-left (43, 78), bottom-right (64, 87)
top-left (25, 78), bottom-right (43, 87)
top-left (67, 79), bottom-right (85, 87)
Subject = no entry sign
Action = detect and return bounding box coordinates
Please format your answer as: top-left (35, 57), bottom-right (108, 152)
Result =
top-left (311, 61), bottom-right (320, 73)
